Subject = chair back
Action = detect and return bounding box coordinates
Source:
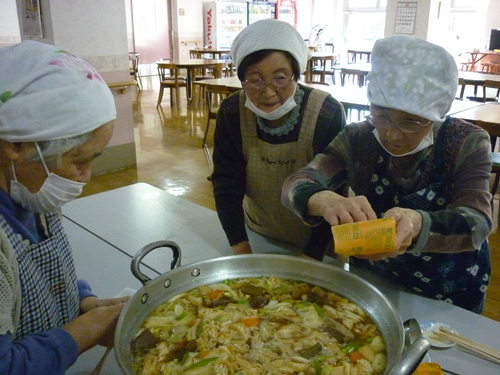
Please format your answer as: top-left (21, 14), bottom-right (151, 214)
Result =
top-left (306, 55), bottom-right (336, 84)
top-left (156, 61), bottom-right (187, 107)
top-left (324, 43), bottom-right (334, 53)
top-left (158, 61), bottom-right (179, 81)
top-left (129, 52), bottom-right (142, 89)
top-left (189, 49), bottom-right (204, 59)
top-left (347, 50), bottom-right (371, 64)
top-left (202, 84), bottom-right (234, 149)
top-left (211, 62), bottom-right (227, 79)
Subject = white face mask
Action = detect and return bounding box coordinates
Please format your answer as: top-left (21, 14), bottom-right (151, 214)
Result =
top-left (245, 94), bottom-right (297, 121)
top-left (10, 142), bottom-right (86, 213)
top-left (372, 128), bottom-right (434, 157)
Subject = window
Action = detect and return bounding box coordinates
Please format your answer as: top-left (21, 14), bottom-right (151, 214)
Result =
top-left (343, 0), bottom-right (386, 52)
top-left (448, 0), bottom-right (488, 52)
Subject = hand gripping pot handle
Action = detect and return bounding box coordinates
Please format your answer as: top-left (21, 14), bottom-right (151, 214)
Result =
top-left (130, 240), bottom-right (182, 285)
top-left (387, 335), bottom-right (431, 375)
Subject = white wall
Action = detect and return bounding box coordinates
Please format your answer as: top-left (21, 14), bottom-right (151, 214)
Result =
top-left (0, 0), bottom-right (21, 47)
top-left (4, 0), bottom-right (137, 173)
top-left (172, 0), bottom-right (205, 58)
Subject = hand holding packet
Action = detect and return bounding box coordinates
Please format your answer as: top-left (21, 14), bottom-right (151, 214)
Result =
top-left (331, 217), bottom-right (396, 256)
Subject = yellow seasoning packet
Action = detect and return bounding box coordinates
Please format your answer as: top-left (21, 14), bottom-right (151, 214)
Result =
top-left (412, 363), bottom-right (444, 375)
top-left (331, 217), bottom-right (396, 256)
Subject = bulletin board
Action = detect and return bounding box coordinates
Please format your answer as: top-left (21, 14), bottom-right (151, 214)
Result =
top-left (395, 2), bottom-right (417, 35)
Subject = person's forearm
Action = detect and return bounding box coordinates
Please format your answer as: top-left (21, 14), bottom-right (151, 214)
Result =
top-left (415, 207), bottom-right (492, 253)
top-left (63, 303), bottom-right (125, 354)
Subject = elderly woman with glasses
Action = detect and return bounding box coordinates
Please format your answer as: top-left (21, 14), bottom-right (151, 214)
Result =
top-left (212, 19), bottom-right (346, 256)
top-left (282, 36), bottom-right (492, 313)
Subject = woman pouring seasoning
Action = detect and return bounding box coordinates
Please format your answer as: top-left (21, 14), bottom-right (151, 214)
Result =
top-left (282, 36), bottom-right (492, 313)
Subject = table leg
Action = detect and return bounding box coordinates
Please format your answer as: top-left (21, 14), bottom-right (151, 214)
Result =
top-left (186, 68), bottom-right (194, 107)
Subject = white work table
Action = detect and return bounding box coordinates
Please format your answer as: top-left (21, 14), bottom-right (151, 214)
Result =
top-left (64, 183), bottom-right (500, 374)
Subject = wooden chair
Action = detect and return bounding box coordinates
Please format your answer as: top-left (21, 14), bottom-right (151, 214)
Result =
top-left (156, 62), bottom-right (187, 108)
top-left (481, 62), bottom-right (500, 74)
top-left (189, 50), bottom-right (215, 105)
top-left (129, 52), bottom-right (142, 90)
top-left (324, 43), bottom-right (334, 53)
top-left (476, 120), bottom-right (500, 197)
top-left (194, 61), bottom-right (227, 107)
top-left (202, 84), bottom-right (233, 178)
top-left (309, 55), bottom-right (336, 85)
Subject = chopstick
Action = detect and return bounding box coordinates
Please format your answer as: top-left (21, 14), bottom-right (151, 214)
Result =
top-left (90, 346), bottom-right (113, 375)
top-left (435, 327), bottom-right (500, 365)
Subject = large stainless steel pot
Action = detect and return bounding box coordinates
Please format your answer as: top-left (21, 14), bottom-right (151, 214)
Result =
top-left (115, 241), bottom-right (429, 375)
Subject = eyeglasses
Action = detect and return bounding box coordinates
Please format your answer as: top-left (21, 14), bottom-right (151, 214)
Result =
top-left (242, 75), bottom-right (293, 93)
top-left (365, 115), bottom-right (432, 134)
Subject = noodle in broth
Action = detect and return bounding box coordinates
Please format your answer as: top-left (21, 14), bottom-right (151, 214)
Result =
top-left (132, 276), bottom-right (387, 374)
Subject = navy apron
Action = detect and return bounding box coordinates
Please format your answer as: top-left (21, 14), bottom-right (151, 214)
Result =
top-left (352, 120), bottom-right (490, 313)
top-left (1, 211), bottom-right (80, 339)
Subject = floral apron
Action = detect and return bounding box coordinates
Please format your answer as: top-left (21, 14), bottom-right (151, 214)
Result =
top-left (240, 89), bottom-right (329, 247)
top-left (1, 212), bottom-right (79, 339)
top-left (352, 120), bottom-right (491, 313)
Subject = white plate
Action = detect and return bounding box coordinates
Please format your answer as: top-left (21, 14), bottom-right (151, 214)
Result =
top-left (422, 352), bottom-right (431, 363)
top-left (420, 321), bottom-right (458, 348)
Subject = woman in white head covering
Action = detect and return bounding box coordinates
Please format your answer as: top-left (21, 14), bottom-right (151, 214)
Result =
top-left (282, 36), bottom-right (492, 313)
top-left (212, 19), bottom-right (346, 256)
top-left (0, 41), bottom-right (127, 374)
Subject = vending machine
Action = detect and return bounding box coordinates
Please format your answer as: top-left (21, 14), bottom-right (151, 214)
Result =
top-left (248, 2), bottom-right (276, 25)
top-left (276, 0), bottom-right (297, 29)
top-left (203, 2), bottom-right (248, 49)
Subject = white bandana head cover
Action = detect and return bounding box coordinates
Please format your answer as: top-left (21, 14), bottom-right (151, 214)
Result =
top-left (367, 36), bottom-right (458, 122)
top-left (231, 19), bottom-right (309, 73)
top-left (0, 40), bottom-right (116, 142)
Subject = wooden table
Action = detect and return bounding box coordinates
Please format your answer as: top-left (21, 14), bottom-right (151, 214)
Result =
top-left (64, 183), bottom-right (500, 375)
top-left (466, 51), bottom-right (500, 71)
top-left (193, 76), bottom-right (241, 92)
top-left (457, 72), bottom-right (500, 100)
top-left (156, 59), bottom-right (227, 106)
top-left (448, 99), bottom-right (485, 115)
top-left (304, 83), bottom-right (369, 119)
top-left (459, 71), bottom-right (500, 84)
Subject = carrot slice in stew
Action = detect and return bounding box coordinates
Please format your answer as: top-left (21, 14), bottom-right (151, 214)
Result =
top-left (349, 351), bottom-right (364, 363)
top-left (242, 316), bottom-right (260, 327)
top-left (207, 289), bottom-right (224, 300)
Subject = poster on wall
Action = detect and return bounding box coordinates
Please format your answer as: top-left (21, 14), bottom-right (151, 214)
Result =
top-left (395, 2), bottom-right (417, 35)
top-left (23, 0), bottom-right (43, 38)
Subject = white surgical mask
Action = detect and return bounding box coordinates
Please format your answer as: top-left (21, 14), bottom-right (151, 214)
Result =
top-left (10, 142), bottom-right (86, 213)
top-left (245, 94), bottom-right (297, 121)
top-left (372, 128), bottom-right (434, 157)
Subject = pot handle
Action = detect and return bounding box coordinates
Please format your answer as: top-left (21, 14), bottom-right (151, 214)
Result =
top-left (131, 240), bottom-right (182, 285)
top-left (386, 336), bottom-right (431, 375)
